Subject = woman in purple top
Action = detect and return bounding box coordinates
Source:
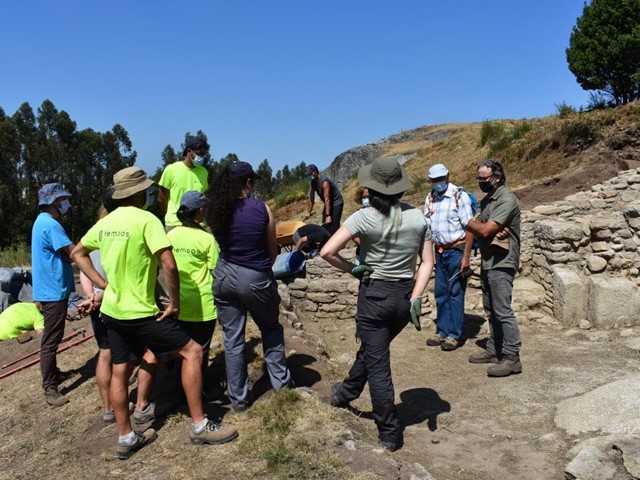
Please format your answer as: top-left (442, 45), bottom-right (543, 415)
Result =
top-left (206, 161), bottom-right (292, 412)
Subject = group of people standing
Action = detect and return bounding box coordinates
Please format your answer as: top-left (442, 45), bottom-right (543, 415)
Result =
top-left (29, 133), bottom-right (521, 458)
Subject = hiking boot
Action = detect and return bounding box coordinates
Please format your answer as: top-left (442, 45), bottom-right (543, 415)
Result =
top-left (487, 354), bottom-right (522, 377)
top-left (330, 382), bottom-right (349, 408)
top-left (190, 420), bottom-right (238, 445)
top-left (468, 350), bottom-right (500, 364)
top-left (426, 334), bottom-right (446, 347)
top-left (441, 337), bottom-right (459, 351)
top-left (45, 387), bottom-right (69, 407)
top-left (133, 402), bottom-right (155, 424)
top-left (103, 410), bottom-right (116, 425)
top-left (116, 429), bottom-right (157, 460)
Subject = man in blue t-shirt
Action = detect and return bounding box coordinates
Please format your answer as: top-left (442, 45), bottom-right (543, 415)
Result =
top-left (31, 183), bottom-right (75, 407)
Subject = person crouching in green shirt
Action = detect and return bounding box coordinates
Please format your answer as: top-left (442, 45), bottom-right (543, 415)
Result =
top-left (72, 167), bottom-right (237, 460)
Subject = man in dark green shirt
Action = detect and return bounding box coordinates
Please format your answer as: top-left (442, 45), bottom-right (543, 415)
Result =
top-left (463, 159), bottom-right (522, 377)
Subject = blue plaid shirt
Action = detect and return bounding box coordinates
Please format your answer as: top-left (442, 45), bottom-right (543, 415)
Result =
top-left (423, 183), bottom-right (473, 246)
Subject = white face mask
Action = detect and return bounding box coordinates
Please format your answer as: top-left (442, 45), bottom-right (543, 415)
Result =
top-left (58, 199), bottom-right (70, 215)
top-left (361, 197), bottom-right (370, 208)
top-left (192, 154), bottom-right (205, 166)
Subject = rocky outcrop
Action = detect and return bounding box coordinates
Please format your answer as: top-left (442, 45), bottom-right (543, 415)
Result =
top-left (325, 144), bottom-right (384, 190)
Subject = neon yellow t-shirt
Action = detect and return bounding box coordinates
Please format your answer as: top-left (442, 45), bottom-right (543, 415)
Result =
top-left (81, 206), bottom-right (171, 320)
top-left (167, 226), bottom-right (218, 322)
top-left (158, 161), bottom-right (208, 227)
top-left (0, 303), bottom-right (45, 341)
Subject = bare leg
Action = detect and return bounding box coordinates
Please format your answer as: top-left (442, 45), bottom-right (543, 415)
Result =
top-left (96, 348), bottom-right (112, 411)
top-left (176, 340), bottom-right (205, 424)
top-left (111, 361), bottom-right (136, 436)
top-left (136, 349), bottom-right (157, 409)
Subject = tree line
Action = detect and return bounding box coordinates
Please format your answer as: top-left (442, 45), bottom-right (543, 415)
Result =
top-left (0, 100), bottom-right (311, 250)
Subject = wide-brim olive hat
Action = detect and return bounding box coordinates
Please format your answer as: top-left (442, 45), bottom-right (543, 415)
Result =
top-left (357, 158), bottom-right (412, 195)
top-left (112, 166), bottom-right (155, 200)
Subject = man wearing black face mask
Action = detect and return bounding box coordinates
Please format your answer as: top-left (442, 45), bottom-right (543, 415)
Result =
top-left (465, 159), bottom-right (522, 377)
top-left (423, 164), bottom-right (474, 351)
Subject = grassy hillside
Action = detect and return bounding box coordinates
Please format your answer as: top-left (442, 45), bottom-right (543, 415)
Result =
top-left (276, 101), bottom-right (640, 221)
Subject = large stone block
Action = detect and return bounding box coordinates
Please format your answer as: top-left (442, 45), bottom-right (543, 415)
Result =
top-left (552, 265), bottom-right (588, 326)
top-left (535, 219), bottom-right (583, 242)
top-left (587, 275), bottom-right (640, 328)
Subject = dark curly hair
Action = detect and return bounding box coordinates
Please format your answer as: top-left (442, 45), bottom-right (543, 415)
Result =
top-left (205, 167), bottom-right (247, 237)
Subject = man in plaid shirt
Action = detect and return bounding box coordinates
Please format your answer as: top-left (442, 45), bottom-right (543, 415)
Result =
top-left (423, 164), bottom-right (474, 351)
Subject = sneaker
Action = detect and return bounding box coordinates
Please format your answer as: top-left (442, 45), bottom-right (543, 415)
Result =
top-left (103, 410), bottom-right (116, 425)
top-left (487, 354), bottom-right (522, 377)
top-left (190, 420), bottom-right (239, 445)
top-left (116, 429), bottom-right (157, 460)
top-left (133, 402), bottom-right (155, 424)
top-left (468, 350), bottom-right (500, 364)
top-left (45, 387), bottom-right (69, 407)
top-left (330, 382), bottom-right (349, 408)
top-left (426, 334), bottom-right (446, 347)
top-left (441, 337), bottom-right (459, 351)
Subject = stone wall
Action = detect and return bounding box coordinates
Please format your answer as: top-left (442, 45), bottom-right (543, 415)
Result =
top-left (523, 168), bottom-right (640, 328)
top-left (280, 168), bottom-right (640, 330)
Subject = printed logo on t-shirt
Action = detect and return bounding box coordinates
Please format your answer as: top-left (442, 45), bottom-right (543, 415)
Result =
top-left (98, 230), bottom-right (130, 242)
top-left (173, 247), bottom-right (203, 256)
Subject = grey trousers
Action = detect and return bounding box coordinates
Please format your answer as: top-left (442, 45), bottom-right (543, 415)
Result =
top-left (481, 268), bottom-right (521, 356)
top-left (213, 259), bottom-right (291, 410)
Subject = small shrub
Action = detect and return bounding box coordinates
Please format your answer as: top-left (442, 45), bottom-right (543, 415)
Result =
top-left (510, 121), bottom-right (533, 141)
top-left (479, 120), bottom-right (505, 147)
top-left (555, 101), bottom-right (577, 118)
top-left (0, 243), bottom-right (30, 268)
top-left (407, 174), bottom-right (429, 196)
top-left (561, 120), bottom-right (599, 151)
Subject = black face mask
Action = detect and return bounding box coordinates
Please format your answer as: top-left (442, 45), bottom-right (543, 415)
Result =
top-left (479, 181), bottom-right (494, 193)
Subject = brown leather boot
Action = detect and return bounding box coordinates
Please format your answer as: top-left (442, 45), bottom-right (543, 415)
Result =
top-left (487, 354), bottom-right (522, 377)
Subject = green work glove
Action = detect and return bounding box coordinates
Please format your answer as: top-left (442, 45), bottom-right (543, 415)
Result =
top-left (350, 264), bottom-right (374, 283)
top-left (409, 297), bottom-right (422, 331)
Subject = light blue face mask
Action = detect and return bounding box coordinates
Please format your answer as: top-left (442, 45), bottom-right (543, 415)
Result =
top-left (432, 181), bottom-right (448, 194)
top-left (58, 199), bottom-right (70, 215)
top-left (192, 155), bottom-right (205, 166)
top-left (308, 175), bottom-right (315, 181)
top-left (361, 197), bottom-right (370, 208)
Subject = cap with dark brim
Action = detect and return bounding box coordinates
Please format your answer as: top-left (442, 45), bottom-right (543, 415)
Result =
top-left (357, 158), bottom-right (412, 195)
top-left (229, 161), bottom-right (262, 179)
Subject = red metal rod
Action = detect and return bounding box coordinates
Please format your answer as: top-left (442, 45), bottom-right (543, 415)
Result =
top-left (1, 329), bottom-right (84, 370)
top-left (0, 333), bottom-right (94, 380)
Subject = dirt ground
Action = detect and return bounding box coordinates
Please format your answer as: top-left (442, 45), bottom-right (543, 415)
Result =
top-left (1, 285), bottom-right (638, 479)
top-left (2, 159), bottom-right (639, 478)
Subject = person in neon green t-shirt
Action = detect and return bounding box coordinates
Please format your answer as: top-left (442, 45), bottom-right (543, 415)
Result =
top-left (72, 166), bottom-right (237, 458)
top-left (0, 302), bottom-right (44, 341)
top-left (158, 135), bottom-right (209, 230)
top-left (168, 190), bottom-right (219, 379)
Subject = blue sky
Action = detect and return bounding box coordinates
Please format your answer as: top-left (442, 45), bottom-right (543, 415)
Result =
top-left (1, 1), bottom-right (589, 175)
